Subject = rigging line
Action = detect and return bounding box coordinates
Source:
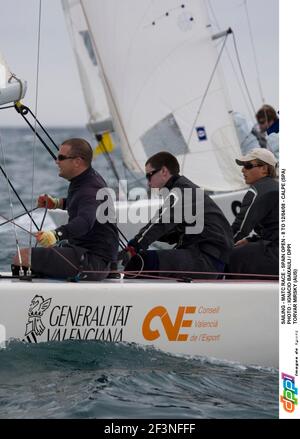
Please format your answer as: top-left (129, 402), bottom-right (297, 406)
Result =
top-left (39, 205), bottom-right (48, 231)
top-left (28, 0), bottom-right (42, 274)
top-left (0, 138), bottom-right (24, 272)
top-left (0, 213), bottom-right (34, 236)
top-left (181, 32), bottom-right (229, 171)
top-left (0, 163), bottom-right (40, 230)
top-left (0, 209), bottom-right (127, 271)
top-left (97, 135), bottom-right (121, 183)
top-left (232, 31), bottom-right (256, 114)
top-left (0, 207), bottom-right (39, 227)
top-left (25, 106), bottom-right (59, 151)
top-left (83, 268), bottom-right (279, 279)
top-left (15, 106), bottom-right (57, 160)
top-left (0, 211), bottom-right (79, 272)
top-left (123, 161), bottom-right (147, 189)
top-left (36, 205), bottom-right (48, 249)
top-left (205, 0), bottom-right (254, 121)
top-left (244, 0), bottom-right (265, 104)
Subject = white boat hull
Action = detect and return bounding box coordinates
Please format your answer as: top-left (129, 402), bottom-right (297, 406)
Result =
top-left (0, 276), bottom-right (278, 368)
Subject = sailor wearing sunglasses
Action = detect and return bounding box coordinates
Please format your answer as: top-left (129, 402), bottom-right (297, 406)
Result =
top-left (118, 151), bottom-right (233, 280)
top-left (12, 138), bottom-right (119, 280)
top-left (227, 148), bottom-right (279, 279)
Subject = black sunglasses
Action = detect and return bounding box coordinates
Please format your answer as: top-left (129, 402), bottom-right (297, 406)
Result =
top-left (243, 163), bottom-right (264, 170)
top-left (145, 168), bottom-right (161, 181)
top-left (57, 154), bottom-right (81, 161)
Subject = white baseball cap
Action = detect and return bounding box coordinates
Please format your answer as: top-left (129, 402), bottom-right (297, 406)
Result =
top-left (235, 148), bottom-right (277, 167)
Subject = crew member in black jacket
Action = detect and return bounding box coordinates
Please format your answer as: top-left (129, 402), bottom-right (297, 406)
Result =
top-left (119, 152), bottom-right (233, 279)
top-left (227, 148), bottom-right (278, 279)
top-left (13, 138), bottom-right (119, 280)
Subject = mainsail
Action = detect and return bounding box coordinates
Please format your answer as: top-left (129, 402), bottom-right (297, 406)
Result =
top-left (71, 0), bottom-right (246, 191)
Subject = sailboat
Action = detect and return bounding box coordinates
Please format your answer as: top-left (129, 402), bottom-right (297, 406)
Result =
top-left (0, 0), bottom-right (278, 367)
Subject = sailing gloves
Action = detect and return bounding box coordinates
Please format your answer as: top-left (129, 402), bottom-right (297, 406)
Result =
top-left (37, 194), bottom-right (61, 209)
top-left (35, 230), bottom-right (58, 247)
top-left (36, 194), bottom-right (62, 246)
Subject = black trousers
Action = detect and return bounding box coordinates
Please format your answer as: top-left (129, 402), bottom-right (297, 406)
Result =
top-left (226, 240), bottom-right (278, 280)
top-left (125, 247), bottom-right (221, 280)
top-left (31, 245), bottom-right (110, 281)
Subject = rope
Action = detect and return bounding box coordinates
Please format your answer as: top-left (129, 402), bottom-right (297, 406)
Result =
top-left (39, 206), bottom-right (48, 231)
top-left (28, 0), bottom-right (42, 275)
top-left (122, 253), bottom-right (145, 279)
top-left (122, 160), bottom-right (147, 190)
top-left (82, 269), bottom-right (279, 280)
top-left (232, 31), bottom-right (256, 114)
top-left (181, 31), bottom-right (229, 171)
top-left (35, 205), bottom-right (48, 248)
top-left (0, 137), bottom-right (24, 274)
top-left (0, 207), bottom-right (39, 227)
top-left (16, 107), bottom-right (57, 159)
top-left (96, 134), bottom-right (122, 184)
top-left (24, 106), bottom-right (58, 151)
top-left (95, 134), bottom-right (135, 199)
top-left (0, 161), bottom-right (40, 230)
top-left (0, 212), bottom-right (79, 272)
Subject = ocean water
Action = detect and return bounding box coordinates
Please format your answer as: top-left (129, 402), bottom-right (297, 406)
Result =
top-left (0, 341), bottom-right (278, 419)
top-left (0, 127), bottom-right (278, 419)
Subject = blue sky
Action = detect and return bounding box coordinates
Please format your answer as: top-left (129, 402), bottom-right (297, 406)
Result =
top-left (0, 0), bottom-right (279, 127)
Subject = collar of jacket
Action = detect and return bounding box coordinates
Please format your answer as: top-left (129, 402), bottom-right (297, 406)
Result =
top-left (164, 174), bottom-right (180, 190)
top-left (69, 166), bottom-right (93, 185)
top-left (267, 118), bottom-right (279, 135)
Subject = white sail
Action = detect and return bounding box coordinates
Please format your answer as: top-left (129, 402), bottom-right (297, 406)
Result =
top-left (79, 0), bottom-right (245, 191)
top-left (0, 52), bottom-right (27, 106)
top-left (61, 0), bottom-right (113, 136)
top-left (0, 52), bottom-right (10, 88)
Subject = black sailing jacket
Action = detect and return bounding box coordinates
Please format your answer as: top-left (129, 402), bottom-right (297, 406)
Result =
top-left (232, 176), bottom-right (279, 244)
top-left (55, 167), bottom-right (119, 261)
top-left (130, 175), bottom-right (233, 264)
